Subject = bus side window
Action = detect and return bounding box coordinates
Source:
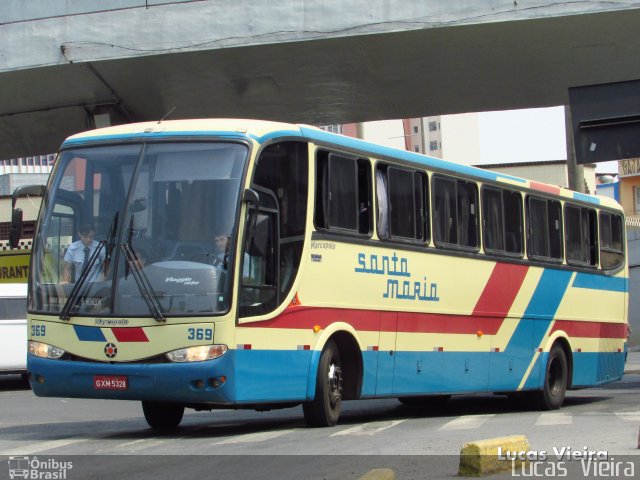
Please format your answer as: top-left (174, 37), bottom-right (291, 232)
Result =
top-left (314, 151), bottom-right (371, 236)
top-left (433, 176), bottom-right (478, 249)
top-left (599, 211), bottom-right (624, 270)
top-left (564, 205), bottom-right (598, 267)
top-left (482, 187), bottom-right (523, 256)
top-left (377, 164), bottom-right (428, 243)
top-left (527, 196), bottom-right (563, 262)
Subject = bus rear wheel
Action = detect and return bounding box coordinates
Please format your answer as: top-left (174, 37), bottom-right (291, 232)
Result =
top-left (303, 340), bottom-right (343, 427)
top-left (142, 401), bottom-right (185, 429)
top-left (529, 344), bottom-right (568, 410)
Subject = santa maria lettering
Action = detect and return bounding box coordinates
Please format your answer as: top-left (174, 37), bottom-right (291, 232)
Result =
top-left (355, 252), bottom-right (439, 302)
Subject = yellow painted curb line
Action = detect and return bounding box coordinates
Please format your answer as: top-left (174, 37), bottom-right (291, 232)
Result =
top-left (358, 468), bottom-right (395, 480)
top-left (459, 435), bottom-right (530, 476)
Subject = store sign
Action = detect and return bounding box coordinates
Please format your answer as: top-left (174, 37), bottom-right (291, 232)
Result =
top-left (618, 158), bottom-right (640, 177)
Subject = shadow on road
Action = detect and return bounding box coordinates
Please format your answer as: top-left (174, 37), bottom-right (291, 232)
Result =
top-left (0, 374), bottom-right (30, 392)
top-left (0, 377), bottom-right (633, 444)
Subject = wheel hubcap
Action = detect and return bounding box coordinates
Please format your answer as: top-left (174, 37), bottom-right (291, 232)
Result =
top-left (327, 362), bottom-right (343, 407)
top-left (548, 358), bottom-right (561, 395)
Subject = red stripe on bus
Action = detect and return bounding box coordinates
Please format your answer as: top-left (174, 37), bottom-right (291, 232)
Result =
top-left (472, 263), bottom-right (529, 317)
top-left (242, 307), bottom-right (509, 335)
top-left (242, 263), bottom-right (529, 335)
top-left (550, 321), bottom-right (627, 338)
top-left (531, 181), bottom-right (561, 195)
top-left (241, 307), bottom-right (381, 331)
top-left (398, 312), bottom-right (499, 334)
top-left (111, 327), bottom-right (149, 342)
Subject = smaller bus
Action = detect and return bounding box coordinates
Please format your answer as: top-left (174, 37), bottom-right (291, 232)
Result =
top-left (0, 186), bottom-right (42, 377)
top-left (0, 283), bottom-right (28, 375)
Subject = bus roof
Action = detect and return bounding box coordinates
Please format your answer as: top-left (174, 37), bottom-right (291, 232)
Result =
top-left (63, 119), bottom-right (620, 211)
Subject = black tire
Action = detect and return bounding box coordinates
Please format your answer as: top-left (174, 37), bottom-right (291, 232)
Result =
top-left (398, 395), bottom-right (451, 408)
top-left (303, 340), bottom-right (343, 427)
top-left (529, 344), bottom-right (568, 410)
top-left (142, 401), bottom-right (185, 429)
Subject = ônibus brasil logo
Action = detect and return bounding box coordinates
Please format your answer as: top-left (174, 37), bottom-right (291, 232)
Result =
top-left (8, 456), bottom-right (73, 479)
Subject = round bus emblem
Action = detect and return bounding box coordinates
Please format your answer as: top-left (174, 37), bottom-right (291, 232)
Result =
top-left (104, 342), bottom-right (118, 358)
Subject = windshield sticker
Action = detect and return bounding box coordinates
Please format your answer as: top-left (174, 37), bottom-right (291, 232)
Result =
top-left (95, 318), bottom-right (129, 326)
top-left (165, 276), bottom-right (200, 286)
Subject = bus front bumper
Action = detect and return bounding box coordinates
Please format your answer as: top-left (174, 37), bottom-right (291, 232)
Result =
top-left (27, 353), bottom-right (236, 404)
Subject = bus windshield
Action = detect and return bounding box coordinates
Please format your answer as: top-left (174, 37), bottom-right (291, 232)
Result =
top-left (29, 141), bottom-right (248, 317)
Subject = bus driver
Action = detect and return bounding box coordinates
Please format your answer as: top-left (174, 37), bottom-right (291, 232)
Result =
top-left (62, 224), bottom-right (105, 283)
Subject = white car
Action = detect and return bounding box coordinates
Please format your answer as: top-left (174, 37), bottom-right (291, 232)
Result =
top-left (0, 283), bottom-right (27, 375)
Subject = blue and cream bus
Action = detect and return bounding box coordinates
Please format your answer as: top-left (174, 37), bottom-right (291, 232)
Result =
top-left (20, 119), bottom-right (628, 429)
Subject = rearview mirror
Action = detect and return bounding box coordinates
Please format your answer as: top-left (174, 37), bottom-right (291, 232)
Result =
top-left (9, 209), bottom-right (23, 248)
top-left (247, 213), bottom-right (270, 257)
top-left (10, 184), bottom-right (46, 248)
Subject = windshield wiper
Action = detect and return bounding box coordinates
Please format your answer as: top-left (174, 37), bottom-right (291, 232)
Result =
top-left (59, 211), bottom-right (118, 321)
top-left (59, 240), bottom-right (106, 321)
top-left (104, 211), bottom-right (119, 272)
top-left (120, 242), bottom-right (166, 322)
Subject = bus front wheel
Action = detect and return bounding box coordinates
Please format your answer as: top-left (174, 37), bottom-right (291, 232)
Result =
top-left (303, 340), bottom-right (343, 427)
top-left (142, 401), bottom-right (185, 429)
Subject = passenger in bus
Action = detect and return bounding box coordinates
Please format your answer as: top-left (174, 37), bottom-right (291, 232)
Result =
top-left (61, 224), bottom-right (105, 283)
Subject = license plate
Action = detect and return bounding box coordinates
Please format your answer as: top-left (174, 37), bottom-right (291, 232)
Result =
top-left (93, 375), bottom-right (128, 391)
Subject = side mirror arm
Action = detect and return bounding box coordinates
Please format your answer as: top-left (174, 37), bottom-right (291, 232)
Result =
top-left (9, 184), bottom-right (45, 248)
top-left (243, 188), bottom-right (260, 241)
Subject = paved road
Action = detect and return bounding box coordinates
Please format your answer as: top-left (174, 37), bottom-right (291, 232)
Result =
top-left (0, 353), bottom-right (638, 479)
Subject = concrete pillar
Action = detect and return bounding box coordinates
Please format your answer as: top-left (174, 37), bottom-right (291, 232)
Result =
top-left (565, 105), bottom-right (585, 193)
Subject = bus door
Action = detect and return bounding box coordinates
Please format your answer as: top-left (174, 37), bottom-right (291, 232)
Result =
top-left (375, 311), bottom-right (397, 394)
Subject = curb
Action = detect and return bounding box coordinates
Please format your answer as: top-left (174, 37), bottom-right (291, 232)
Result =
top-left (459, 435), bottom-right (530, 476)
top-left (358, 468), bottom-right (395, 480)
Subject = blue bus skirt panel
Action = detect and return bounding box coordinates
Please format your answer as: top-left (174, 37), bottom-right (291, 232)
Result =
top-left (28, 353), bottom-right (238, 404)
top-left (27, 347), bottom-right (626, 405)
top-left (570, 351), bottom-right (626, 387)
top-left (28, 349), bottom-right (316, 405)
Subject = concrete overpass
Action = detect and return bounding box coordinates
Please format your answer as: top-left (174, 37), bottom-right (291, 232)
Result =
top-left (2, 0), bottom-right (640, 158)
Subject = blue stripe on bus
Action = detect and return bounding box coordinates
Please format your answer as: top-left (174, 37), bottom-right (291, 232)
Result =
top-left (572, 191), bottom-right (601, 205)
top-left (73, 325), bottom-right (107, 342)
top-left (299, 126), bottom-right (528, 184)
top-left (572, 273), bottom-right (628, 292)
top-left (522, 269), bottom-right (573, 349)
top-left (254, 130), bottom-right (305, 143)
top-left (61, 125), bottom-right (536, 188)
top-left (496, 269), bottom-right (573, 390)
top-left (63, 126), bottom-right (600, 208)
top-left (521, 269), bottom-right (573, 321)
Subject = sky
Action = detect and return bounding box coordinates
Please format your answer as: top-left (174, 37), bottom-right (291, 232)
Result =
top-left (476, 106), bottom-right (619, 174)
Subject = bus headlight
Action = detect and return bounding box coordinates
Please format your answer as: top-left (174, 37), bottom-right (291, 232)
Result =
top-left (29, 341), bottom-right (65, 359)
top-left (166, 345), bottom-right (228, 363)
